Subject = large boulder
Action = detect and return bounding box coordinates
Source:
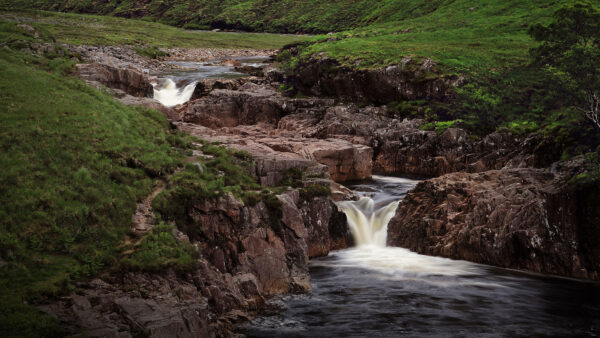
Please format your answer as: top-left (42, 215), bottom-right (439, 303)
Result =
top-left (387, 167), bottom-right (600, 280)
top-left (75, 63), bottom-right (154, 97)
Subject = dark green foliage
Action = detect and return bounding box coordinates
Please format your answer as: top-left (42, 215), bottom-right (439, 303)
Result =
top-left (152, 144), bottom-right (260, 229)
top-left (529, 0), bottom-right (600, 129)
top-left (279, 168), bottom-right (304, 188)
top-left (120, 224), bottom-right (198, 273)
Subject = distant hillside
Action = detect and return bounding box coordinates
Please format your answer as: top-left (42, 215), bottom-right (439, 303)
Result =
top-left (4, 0), bottom-right (471, 33)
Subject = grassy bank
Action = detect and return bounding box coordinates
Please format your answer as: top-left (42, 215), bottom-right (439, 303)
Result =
top-left (0, 9), bottom-right (306, 49)
top-left (0, 20), bottom-right (198, 335)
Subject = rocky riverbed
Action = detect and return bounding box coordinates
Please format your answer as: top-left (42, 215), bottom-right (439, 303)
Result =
top-left (41, 43), bottom-right (600, 337)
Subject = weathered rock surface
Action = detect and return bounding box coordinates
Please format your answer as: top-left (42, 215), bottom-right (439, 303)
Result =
top-left (278, 105), bottom-right (555, 177)
top-left (387, 164), bottom-right (600, 280)
top-left (172, 83), bottom-right (374, 182)
top-left (75, 63), bottom-right (154, 97)
top-left (289, 56), bottom-right (464, 104)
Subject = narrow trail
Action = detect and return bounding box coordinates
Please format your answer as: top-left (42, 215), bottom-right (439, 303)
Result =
top-left (131, 181), bottom-right (167, 234)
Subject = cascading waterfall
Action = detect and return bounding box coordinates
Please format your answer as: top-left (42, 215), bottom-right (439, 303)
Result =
top-left (152, 78), bottom-right (197, 107)
top-left (337, 197), bottom-right (400, 247)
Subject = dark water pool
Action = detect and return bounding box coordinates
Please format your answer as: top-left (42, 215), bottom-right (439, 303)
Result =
top-left (239, 176), bottom-right (600, 337)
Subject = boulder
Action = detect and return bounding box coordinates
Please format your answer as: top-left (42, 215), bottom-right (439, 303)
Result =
top-left (387, 167), bottom-right (600, 280)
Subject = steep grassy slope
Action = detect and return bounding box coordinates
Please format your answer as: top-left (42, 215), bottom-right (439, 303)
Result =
top-left (0, 21), bottom-right (196, 335)
top-left (300, 0), bottom-right (561, 71)
top-left (0, 10), bottom-right (305, 49)
top-left (4, 0), bottom-right (455, 33)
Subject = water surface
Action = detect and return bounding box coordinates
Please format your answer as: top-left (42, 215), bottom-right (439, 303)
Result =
top-left (240, 176), bottom-right (600, 337)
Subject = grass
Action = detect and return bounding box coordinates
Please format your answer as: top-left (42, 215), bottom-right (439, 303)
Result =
top-left (2, 0), bottom-right (456, 33)
top-left (0, 9), bottom-right (307, 49)
top-left (289, 0), bottom-right (562, 72)
top-left (120, 224), bottom-right (199, 273)
top-left (0, 20), bottom-right (196, 335)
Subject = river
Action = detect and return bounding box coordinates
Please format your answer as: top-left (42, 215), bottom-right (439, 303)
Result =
top-left (240, 176), bottom-right (600, 337)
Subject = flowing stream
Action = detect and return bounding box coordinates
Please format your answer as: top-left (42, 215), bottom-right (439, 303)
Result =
top-left (240, 175), bottom-right (600, 337)
top-left (152, 56), bottom-right (269, 107)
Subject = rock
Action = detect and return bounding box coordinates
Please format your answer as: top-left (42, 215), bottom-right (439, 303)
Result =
top-left (290, 56), bottom-right (464, 104)
top-left (221, 59), bottom-right (243, 67)
top-left (75, 63), bottom-right (153, 97)
top-left (234, 65), bottom-right (265, 77)
top-left (387, 167), bottom-right (600, 280)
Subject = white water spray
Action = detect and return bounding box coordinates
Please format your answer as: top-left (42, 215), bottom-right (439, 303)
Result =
top-left (337, 197), bottom-right (399, 247)
top-left (152, 78), bottom-right (196, 107)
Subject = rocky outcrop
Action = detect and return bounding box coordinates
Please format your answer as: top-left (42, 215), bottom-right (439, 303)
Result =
top-left (289, 56), bottom-right (464, 104)
top-left (387, 163), bottom-right (600, 280)
top-left (278, 105), bottom-right (551, 177)
top-left (75, 63), bottom-right (154, 97)
top-left (40, 266), bottom-right (259, 338)
top-left (43, 171), bottom-right (350, 337)
top-left (173, 83), bottom-right (374, 182)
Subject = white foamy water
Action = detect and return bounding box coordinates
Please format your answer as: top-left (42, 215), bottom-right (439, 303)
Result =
top-left (336, 186), bottom-right (479, 278)
top-left (152, 78), bottom-right (196, 107)
top-left (337, 197), bottom-right (399, 247)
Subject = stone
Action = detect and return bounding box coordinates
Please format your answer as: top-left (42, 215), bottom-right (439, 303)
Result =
top-left (387, 167), bottom-right (600, 280)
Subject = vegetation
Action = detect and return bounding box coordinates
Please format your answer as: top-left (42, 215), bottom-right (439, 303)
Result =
top-left (3, 0), bottom-right (457, 34)
top-left (121, 224), bottom-right (198, 273)
top-left (0, 9), bottom-right (306, 49)
top-left (529, 0), bottom-right (600, 130)
top-left (0, 21), bottom-right (197, 335)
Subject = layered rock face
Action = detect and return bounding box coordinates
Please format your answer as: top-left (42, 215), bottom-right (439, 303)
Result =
top-left (387, 164), bottom-right (600, 280)
top-left (290, 56), bottom-right (464, 104)
top-left (172, 83), bottom-right (374, 182)
top-left (277, 104), bottom-right (549, 177)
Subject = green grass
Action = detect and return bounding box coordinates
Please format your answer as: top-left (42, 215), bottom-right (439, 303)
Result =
top-left (2, 0), bottom-right (455, 33)
top-left (0, 20), bottom-right (196, 335)
top-left (120, 224), bottom-right (199, 273)
top-left (291, 0), bottom-right (564, 72)
top-left (0, 9), bottom-right (307, 49)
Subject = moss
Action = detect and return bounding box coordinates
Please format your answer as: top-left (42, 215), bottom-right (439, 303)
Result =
top-left (299, 184), bottom-right (331, 202)
top-left (568, 151), bottom-right (600, 188)
top-left (263, 192), bottom-right (283, 234)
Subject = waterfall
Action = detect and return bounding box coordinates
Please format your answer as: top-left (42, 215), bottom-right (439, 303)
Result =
top-left (337, 197), bottom-right (400, 247)
top-left (152, 78), bottom-right (197, 107)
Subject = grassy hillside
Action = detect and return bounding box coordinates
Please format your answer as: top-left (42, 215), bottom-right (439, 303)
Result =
top-left (0, 20), bottom-right (197, 335)
top-left (278, 0), bottom-right (600, 158)
top-left (3, 0), bottom-right (457, 33)
top-left (0, 10), bottom-right (306, 49)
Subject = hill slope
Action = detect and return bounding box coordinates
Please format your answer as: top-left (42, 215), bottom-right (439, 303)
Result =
top-left (3, 0), bottom-right (502, 33)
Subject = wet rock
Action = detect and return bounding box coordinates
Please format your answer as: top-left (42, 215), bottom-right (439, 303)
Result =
top-left (387, 167), bottom-right (600, 280)
top-left (290, 57), bottom-right (464, 104)
top-left (75, 63), bottom-right (154, 97)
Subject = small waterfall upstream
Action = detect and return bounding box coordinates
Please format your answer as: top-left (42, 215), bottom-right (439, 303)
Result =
top-left (336, 197), bottom-right (399, 247)
top-left (152, 79), bottom-right (197, 107)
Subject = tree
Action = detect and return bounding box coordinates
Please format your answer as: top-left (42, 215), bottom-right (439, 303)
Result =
top-left (529, 0), bottom-right (600, 129)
